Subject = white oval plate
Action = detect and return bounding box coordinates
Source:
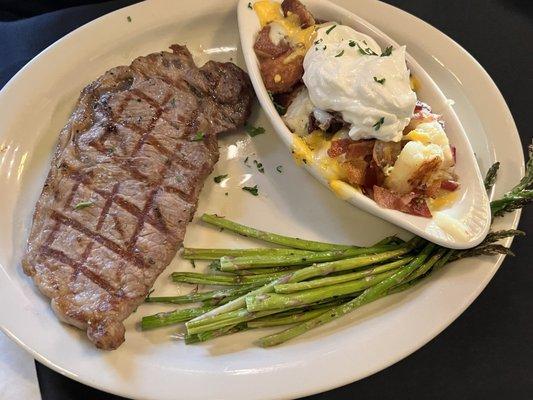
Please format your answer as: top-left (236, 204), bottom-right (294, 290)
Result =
top-left (238, 0), bottom-right (491, 249)
top-left (0, 1), bottom-right (523, 400)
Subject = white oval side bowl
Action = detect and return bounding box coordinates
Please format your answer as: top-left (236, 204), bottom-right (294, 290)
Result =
top-left (237, 0), bottom-right (490, 249)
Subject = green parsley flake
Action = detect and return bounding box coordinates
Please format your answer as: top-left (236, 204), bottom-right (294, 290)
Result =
top-left (242, 185), bottom-right (259, 196)
top-left (356, 43), bottom-right (377, 56)
top-left (214, 174), bottom-right (228, 183)
top-left (373, 117), bottom-right (385, 131)
top-left (244, 156), bottom-right (250, 167)
top-left (254, 160), bottom-right (264, 173)
top-left (268, 91), bottom-right (286, 115)
top-left (74, 201), bottom-right (94, 210)
top-left (325, 25), bottom-right (337, 34)
top-left (335, 50), bottom-right (344, 57)
top-left (127, 16), bottom-right (132, 22)
top-left (247, 2), bottom-right (253, 9)
top-left (191, 131), bottom-right (205, 141)
top-left (276, 165), bottom-right (283, 173)
top-left (245, 124), bottom-right (265, 137)
top-left (348, 40), bottom-right (356, 47)
top-left (381, 46), bottom-right (393, 57)
top-left (373, 77), bottom-right (386, 84)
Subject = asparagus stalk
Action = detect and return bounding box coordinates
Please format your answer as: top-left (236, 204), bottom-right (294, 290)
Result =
top-left (185, 323), bottom-right (248, 344)
top-left (171, 271), bottom-right (285, 286)
top-left (246, 270), bottom-right (399, 312)
top-left (219, 243), bottom-right (399, 271)
top-left (141, 305), bottom-right (212, 330)
top-left (273, 257), bottom-right (414, 294)
top-left (247, 305), bottom-right (340, 328)
top-left (186, 240), bottom-right (418, 328)
top-left (201, 213), bottom-right (357, 251)
top-left (484, 162), bottom-right (500, 190)
top-left (182, 247), bottom-right (315, 260)
top-left (491, 144), bottom-right (533, 216)
top-left (256, 243), bottom-right (437, 347)
top-left (145, 284), bottom-right (259, 304)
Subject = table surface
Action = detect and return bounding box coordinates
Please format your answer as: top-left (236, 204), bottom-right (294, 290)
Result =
top-left (0, 1), bottom-right (531, 399)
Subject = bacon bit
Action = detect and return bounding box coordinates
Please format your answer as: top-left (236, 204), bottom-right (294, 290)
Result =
top-left (441, 180), bottom-right (460, 191)
top-left (373, 185), bottom-right (432, 218)
top-left (373, 140), bottom-right (402, 169)
top-left (343, 159), bottom-right (368, 186)
top-left (364, 160), bottom-right (385, 189)
top-left (451, 145), bottom-right (457, 165)
top-left (346, 140), bottom-right (375, 160)
top-left (328, 139), bottom-right (352, 158)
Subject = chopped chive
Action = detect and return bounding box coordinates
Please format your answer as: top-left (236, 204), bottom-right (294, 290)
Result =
top-left (335, 50), bottom-right (344, 57)
top-left (276, 165), bottom-right (283, 173)
top-left (381, 46), bottom-right (393, 57)
top-left (373, 77), bottom-right (386, 84)
top-left (191, 131), bottom-right (205, 141)
top-left (247, 2), bottom-right (252, 9)
top-left (74, 201), bottom-right (94, 210)
top-left (242, 185), bottom-right (259, 196)
top-left (325, 25), bottom-right (337, 34)
top-left (245, 124), bottom-right (265, 137)
top-left (127, 16), bottom-right (132, 22)
top-left (348, 40), bottom-right (356, 47)
top-left (373, 117), bottom-right (385, 131)
top-left (214, 174), bottom-right (228, 183)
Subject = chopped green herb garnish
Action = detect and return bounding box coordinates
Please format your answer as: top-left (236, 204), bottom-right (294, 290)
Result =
top-left (268, 91), bottom-right (286, 115)
top-left (363, 40), bottom-right (368, 45)
top-left (214, 174), bottom-right (228, 183)
top-left (245, 124), bottom-right (265, 137)
top-left (244, 156), bottom-right (250, 167)
top-left (373, 117), bottom-right (385, 131)
top-left (276, 165), bottom-right (283, 173)
top-left (247, 2), bottom-right (252, 9)
top-left (192, 131), bottom-right (205, 141)
top-left (325, 25), bottom-right (337, 34)
top-left (254, 160), bottom-right (264, 173)
top-left (74, 201), bottom-right (94, 210)
top-left (224, 192), bottom-right (229, 196)
top-left (190, 260), bottom-right (196, 269)
top-left (380, 46), bottom-right (393, 57)
top-left (356, 43), bottom-right (378, 56)
top-left (348, 40), bottom-right (356, 47)
top-left (335, 50), bottom-right (344, 57)
top-left (242, 185), bottom-right (259, 196)
top-left (373, 76), bottom-right (386, 84)
top-left (127, 16), bottom-right (132, 22)
top-left (314, 38), bottom-right (323, 45)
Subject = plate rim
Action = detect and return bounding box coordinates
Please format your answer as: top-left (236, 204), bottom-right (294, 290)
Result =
top-left (0, 0), bottom-right (524, 399)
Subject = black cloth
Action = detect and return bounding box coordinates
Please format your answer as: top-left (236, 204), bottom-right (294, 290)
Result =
top-left (1, 1), bottom-right (531, 399)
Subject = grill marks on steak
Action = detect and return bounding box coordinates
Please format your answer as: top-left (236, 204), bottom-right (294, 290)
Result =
top-left (22, 45), bottom-right (253, 350)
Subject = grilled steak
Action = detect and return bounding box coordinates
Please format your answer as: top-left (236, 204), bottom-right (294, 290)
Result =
top-left (22, 45), bottom-right (253, 350)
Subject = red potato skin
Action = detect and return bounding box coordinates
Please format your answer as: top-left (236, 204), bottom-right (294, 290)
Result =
top-left (281, 0), bottom-right (316, 28)
top-left (254, 26), bottom-right (291, 59)
top-left (260, 52), bottom-right (304, 94)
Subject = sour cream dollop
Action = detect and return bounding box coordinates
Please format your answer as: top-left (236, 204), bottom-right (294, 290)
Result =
top-left (303, 24), bottom-right (417, 142)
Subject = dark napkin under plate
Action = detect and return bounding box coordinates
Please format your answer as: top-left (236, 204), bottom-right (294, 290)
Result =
top-left (1, 0), bottom-right (531, 399)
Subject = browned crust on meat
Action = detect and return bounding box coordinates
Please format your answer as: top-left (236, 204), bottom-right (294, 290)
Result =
top-left (22, 45), bottom-right (253, 350)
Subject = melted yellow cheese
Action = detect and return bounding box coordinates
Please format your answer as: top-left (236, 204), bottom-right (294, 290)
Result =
top-left (410, 75), bottom-right (419, 92)
top-left (428, 190), bottom-right (460, 211)
top-left (404, 129), bottom-right (431, 143)
top-left (292, 131), bottom-right (345, 181)
top-left (329, 180), bottom-right (361, 200)
top-left (254, 1), bottom-right (316, 50)
top-left (253, 1), bottom-right (283, 26)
